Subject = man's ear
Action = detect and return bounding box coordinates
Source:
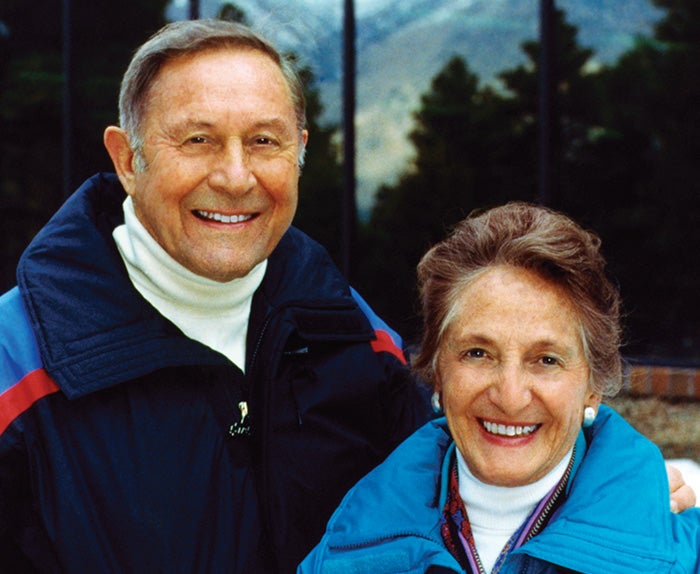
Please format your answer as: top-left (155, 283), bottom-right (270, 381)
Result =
top-left (103, 126), bottom-right (137, 195)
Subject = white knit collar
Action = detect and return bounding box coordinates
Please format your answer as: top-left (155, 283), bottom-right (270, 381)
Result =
top-left (113, 196), bottom-right (266, 311)
top-left (456, 444), bottom-right (574, 573)
top-left (112, 196), bottom-right (266, 371)
top-left (456, 445), bottom-right (573, 531)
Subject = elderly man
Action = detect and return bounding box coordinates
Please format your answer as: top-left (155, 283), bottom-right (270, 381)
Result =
top-left (0, 20), bottom-right (430, 573)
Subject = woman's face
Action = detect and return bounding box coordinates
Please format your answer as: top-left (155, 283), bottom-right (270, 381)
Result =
top-left (436, 265), bottom-right (600, 487)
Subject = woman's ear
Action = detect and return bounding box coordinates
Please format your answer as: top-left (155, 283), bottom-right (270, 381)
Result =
top-left (103, 126), bottom-right (137, 195)
top-left (583, 391), bottom-right (602, 427)
top-left (586, 390), bottom-right (603, 411)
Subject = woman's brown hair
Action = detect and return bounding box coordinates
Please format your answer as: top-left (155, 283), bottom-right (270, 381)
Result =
top-left (413, 202), bottom-right (622, 396)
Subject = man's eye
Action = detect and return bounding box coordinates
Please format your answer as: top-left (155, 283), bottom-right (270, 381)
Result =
top-left (252, 136), bottom-right (280, 148)
top-left (187, 136), bottom-right (208, 144)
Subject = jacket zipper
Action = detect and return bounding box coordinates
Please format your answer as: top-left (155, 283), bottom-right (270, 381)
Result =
top-left (247, 305), bottom-right (292, 574)
top-left (226, 312), bottom-right (278, 439)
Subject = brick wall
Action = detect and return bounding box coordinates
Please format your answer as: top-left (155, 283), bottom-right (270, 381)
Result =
top-left (624, 364), bottom-right (700, 400)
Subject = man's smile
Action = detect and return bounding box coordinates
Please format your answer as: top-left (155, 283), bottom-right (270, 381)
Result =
top-left (193, 209), bottom-right (256, 224)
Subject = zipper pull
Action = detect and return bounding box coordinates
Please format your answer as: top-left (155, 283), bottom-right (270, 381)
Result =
top-left (229, 401), bottom-right (251, 437)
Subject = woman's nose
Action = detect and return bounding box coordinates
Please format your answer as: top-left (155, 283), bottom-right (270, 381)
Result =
top-left (488, 364), bottom-right (532, 414)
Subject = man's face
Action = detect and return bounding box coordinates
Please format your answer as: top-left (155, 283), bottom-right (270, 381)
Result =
top-left (125, 48), bottom-right (306, 281)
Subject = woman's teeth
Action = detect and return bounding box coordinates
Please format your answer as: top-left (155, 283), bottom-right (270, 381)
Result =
top-left (482, 420), bottom-right (539, 437)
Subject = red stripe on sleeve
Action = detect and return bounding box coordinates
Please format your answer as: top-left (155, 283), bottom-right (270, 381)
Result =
top-left (370, 330), bottom-right (407, 365)
top-left (0, 369), bottom-right (60, 435)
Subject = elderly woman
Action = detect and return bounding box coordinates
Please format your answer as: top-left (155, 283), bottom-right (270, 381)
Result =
top-left (299, 203), bottom-right (700, 573)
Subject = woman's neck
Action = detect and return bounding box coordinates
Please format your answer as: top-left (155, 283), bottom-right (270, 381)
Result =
top-left (456, 446), bottom-right (573, 573)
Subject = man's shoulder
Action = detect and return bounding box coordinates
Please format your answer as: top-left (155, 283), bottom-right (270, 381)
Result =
top-left (275, 226), bottom-right (333, 265)
top-left (264, 226), bottom-right (351, 303)
top-left (0, 287), bottom-right (44, 392)
top-left (0, 287), bottom-right (36, 348)
top-left (18, 173), bottom-right (124, 278)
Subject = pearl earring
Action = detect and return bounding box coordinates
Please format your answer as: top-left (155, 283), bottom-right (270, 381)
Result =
top-left (431, 391), bottom-right (442, 413)
top-left (582, 406), bottom-right (597, 428)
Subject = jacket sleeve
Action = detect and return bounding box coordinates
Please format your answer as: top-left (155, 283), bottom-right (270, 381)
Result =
top-left (350, 287), bottom-right (433, 450)
top-left (0, 288), bottom-right (60, 569)
top-left (0, 426), bottom-right (33, 570)
top-left (670, 508), bottom-right (700, 572)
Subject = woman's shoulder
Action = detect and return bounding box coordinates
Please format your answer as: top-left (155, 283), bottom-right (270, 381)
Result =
top-left (312, 421), bottom-right (449, 537)
top-left (333, 418), bottom-right (451, 520)
top-left (521, 404), bottom-right (694, 572)
top-left (584, 404), bottom-right (666, 469)
top-left (297, 419), bottom-right (460, 573)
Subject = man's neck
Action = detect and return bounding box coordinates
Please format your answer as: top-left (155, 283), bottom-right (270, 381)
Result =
top-left (112, 196), bottom-right (266, 371)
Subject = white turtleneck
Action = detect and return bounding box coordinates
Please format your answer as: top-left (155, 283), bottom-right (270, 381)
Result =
top-left (456, 446), bottom-right (573, 573)
top-left (112, 196), bottom-right (266, 372)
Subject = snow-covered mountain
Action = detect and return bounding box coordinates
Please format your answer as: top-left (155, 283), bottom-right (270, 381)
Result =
top-left (167, 0), bottom-right (663, 212)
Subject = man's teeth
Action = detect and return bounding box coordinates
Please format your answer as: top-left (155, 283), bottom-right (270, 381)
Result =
top-left (196, 210), bottom-right (253, 224)
top-left (482, 420), bottom-right (538, 437)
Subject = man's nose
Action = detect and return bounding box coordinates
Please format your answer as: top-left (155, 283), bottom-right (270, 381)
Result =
top-left (488, 363), bottom-right (532, 414)
top-left (208, 140), bottom-right (256, 194)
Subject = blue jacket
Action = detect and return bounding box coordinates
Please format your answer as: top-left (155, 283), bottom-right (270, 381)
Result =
top-left (299, 409), bottom-right (700, 573)
top-left (0, 173), bottom-right (431, 573)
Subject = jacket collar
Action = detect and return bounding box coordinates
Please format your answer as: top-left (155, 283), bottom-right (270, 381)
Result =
top-left (324, 418), bottom-right (452, 547)
top-left (320, 410), bottom-right (683, 573)
top-left (512, 405), bottom-right (682, 573)
top-left (17, 173), bottom-right (371, 399)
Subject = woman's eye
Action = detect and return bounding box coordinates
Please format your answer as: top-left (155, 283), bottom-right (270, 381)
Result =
top-left (463, 348), bottom-right (487, 360)
top-left (539, 355), bottom-right (559, 367)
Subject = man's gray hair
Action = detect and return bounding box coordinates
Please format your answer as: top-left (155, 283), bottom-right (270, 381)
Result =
top-left (118, 19), bottom-right (307, 169)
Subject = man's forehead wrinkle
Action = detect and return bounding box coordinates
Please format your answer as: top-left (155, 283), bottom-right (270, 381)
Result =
top-left (163, 109), bottom-right (292, 130)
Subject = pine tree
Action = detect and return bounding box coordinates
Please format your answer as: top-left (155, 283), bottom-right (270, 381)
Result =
top-left (356, 56), bottom-right (504, 342)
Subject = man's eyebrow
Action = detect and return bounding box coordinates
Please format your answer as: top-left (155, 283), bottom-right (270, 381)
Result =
top-left (163, 119), bottom-right (215, 135)
top-left (167, 117), bottom-right (296, 135)
top-left (250, 117), bottom-right (296, 133)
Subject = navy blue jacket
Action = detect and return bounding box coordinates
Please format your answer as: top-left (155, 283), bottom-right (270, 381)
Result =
top-left (0, 173), bottom-right (431, 573)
